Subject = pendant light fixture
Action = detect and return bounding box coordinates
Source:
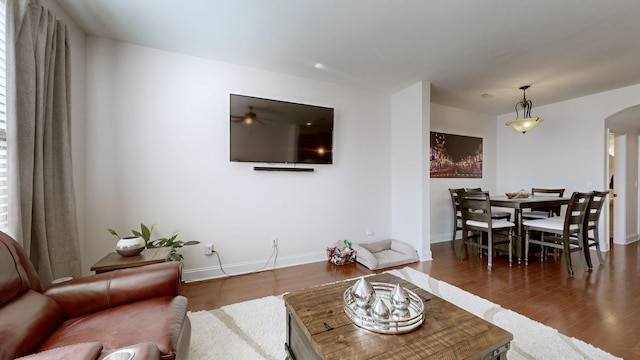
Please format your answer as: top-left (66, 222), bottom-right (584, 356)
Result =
top-left (506, 85), bottom-right (543, 134)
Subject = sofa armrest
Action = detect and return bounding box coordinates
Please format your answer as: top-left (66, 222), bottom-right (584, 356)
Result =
top-left (17, 342), bottom-right (162, 360)
top-left (43, 262), bottom-right (181, 319)
top-left (16, 342), bottom-right (103, 360)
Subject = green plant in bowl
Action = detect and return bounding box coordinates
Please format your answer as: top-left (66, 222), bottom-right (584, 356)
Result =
top-left (108, 223), bottom-right (200, 261)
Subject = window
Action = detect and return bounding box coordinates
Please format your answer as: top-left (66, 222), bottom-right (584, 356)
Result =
top-left (0, 0), bottom-right (7, 232)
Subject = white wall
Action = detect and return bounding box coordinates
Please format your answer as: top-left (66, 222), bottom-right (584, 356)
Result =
top-left (83, 38), bottom-right (393, 280)
top-left (429, 104), bottom-right (498, 243)
top-left (497, 83), bottom-right (640, 247)
top-left (391, 81), bottom-right (431, 260)
top-left (51, 2), bottom-right (640, 278)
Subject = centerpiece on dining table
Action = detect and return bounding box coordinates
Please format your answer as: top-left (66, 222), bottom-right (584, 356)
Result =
top-left (505, 189), bottom-right (531, 199)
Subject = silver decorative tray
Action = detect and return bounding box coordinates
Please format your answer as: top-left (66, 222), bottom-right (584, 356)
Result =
top-left (343, 281), bottom-right (424, 334)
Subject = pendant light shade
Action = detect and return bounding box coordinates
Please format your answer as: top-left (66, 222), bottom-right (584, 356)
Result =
top-left (506, 85), bottom-right (543, 134)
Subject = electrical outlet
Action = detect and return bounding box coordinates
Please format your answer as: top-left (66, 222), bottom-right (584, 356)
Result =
top-left (272, 237), bottom-right (278, 248)
top-left (204, 243), bottom-right (213, 255)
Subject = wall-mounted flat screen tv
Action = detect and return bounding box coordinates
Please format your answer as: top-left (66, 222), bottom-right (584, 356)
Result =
top-left (230, 94), bottom-right (334, 164)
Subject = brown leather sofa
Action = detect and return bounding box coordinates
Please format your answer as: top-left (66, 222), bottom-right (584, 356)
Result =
top-left (0, 231), bottom-right (191, 360)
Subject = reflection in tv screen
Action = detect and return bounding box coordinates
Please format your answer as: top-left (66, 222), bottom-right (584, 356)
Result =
top-left (230, 94), bottom-right (334, 165)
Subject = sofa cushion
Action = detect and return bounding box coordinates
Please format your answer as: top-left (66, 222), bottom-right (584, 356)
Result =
top-left (38, 296), bottom-right (188, 358)
top-left (0, 290), bottom-right (64, 359)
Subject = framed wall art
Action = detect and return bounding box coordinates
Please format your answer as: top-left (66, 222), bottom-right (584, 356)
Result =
top-left (429, 132), bottom-right (482, 178)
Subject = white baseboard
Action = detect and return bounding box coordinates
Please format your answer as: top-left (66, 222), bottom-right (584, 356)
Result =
top-left (182, 250), bottom-right (327, 283)
top-left (430, 232), bottom-right (455, 243)
top-left (626, 233), bottom-right (640, 244)
top-left (420, 249), bottom-right (433, 261)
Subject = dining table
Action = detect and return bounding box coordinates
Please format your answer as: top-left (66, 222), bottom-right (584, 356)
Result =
top-left (490, 195), bottom-right (571, 261)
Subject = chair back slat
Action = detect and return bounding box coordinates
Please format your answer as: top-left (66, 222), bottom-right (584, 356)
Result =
top-left (531, 188), bottom-right (566, 216)
top-left (586, 190), bottom-right (608, 223)
top-left (532, 188), bottom-right (565, 196)
top-left (459, 190), bottom-right (492, 224)
top-left (449, 188), bottom-right (463, 213)
top-left (564, 191), bottom-right (593, 229)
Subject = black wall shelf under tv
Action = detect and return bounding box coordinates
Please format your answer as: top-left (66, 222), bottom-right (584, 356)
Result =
top-left (253, 166), bottom-right (314, 172)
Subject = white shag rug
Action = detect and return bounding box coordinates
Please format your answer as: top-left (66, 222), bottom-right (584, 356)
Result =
top-left (187, 267), bottom-right (621, 360)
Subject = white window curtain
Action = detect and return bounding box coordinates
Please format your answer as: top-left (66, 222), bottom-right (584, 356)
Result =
top-left (6, 0), bottom-right (80, 286)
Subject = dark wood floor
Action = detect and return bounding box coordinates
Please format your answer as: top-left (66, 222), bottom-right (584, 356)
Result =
top-left (180, 240), bottom-right (640, 359)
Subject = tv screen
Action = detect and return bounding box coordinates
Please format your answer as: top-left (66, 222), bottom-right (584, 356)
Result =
top-left (230, 94), bottom-right (334, 164)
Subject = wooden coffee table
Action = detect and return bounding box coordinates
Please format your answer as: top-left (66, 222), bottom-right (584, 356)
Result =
top-left (284, 273), bottom-right (512, 360)
top-left (90, 247), bottom-right (172, 274)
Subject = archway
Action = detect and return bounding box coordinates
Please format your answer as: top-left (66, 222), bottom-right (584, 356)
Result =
top-left (604, 105), bottom-right (640, 245)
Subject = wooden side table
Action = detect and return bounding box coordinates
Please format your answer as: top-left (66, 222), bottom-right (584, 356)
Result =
top-left (90, 247), bottom-right (172, 274)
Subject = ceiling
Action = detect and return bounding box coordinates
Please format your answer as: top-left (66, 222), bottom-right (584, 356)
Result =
top-left (55, 0), bottom-right (640, 117)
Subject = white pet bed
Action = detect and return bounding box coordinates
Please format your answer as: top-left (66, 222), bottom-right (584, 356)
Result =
top-left (353, 239), bottom-right (419, 270)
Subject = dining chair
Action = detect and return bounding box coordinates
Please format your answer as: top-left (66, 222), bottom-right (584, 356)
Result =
top-left (471, 188), bottom-right (512, 222)
top-left (448, 188), bottom-right (511, 245)
top-left (459, 190), bottom-right (514, 271)
top-left (522, 188), bottom-right (565, 220)
top-left (523, 191), bottom-right (592, 276)
top-left (583, 190), bottom-right (608, 268)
